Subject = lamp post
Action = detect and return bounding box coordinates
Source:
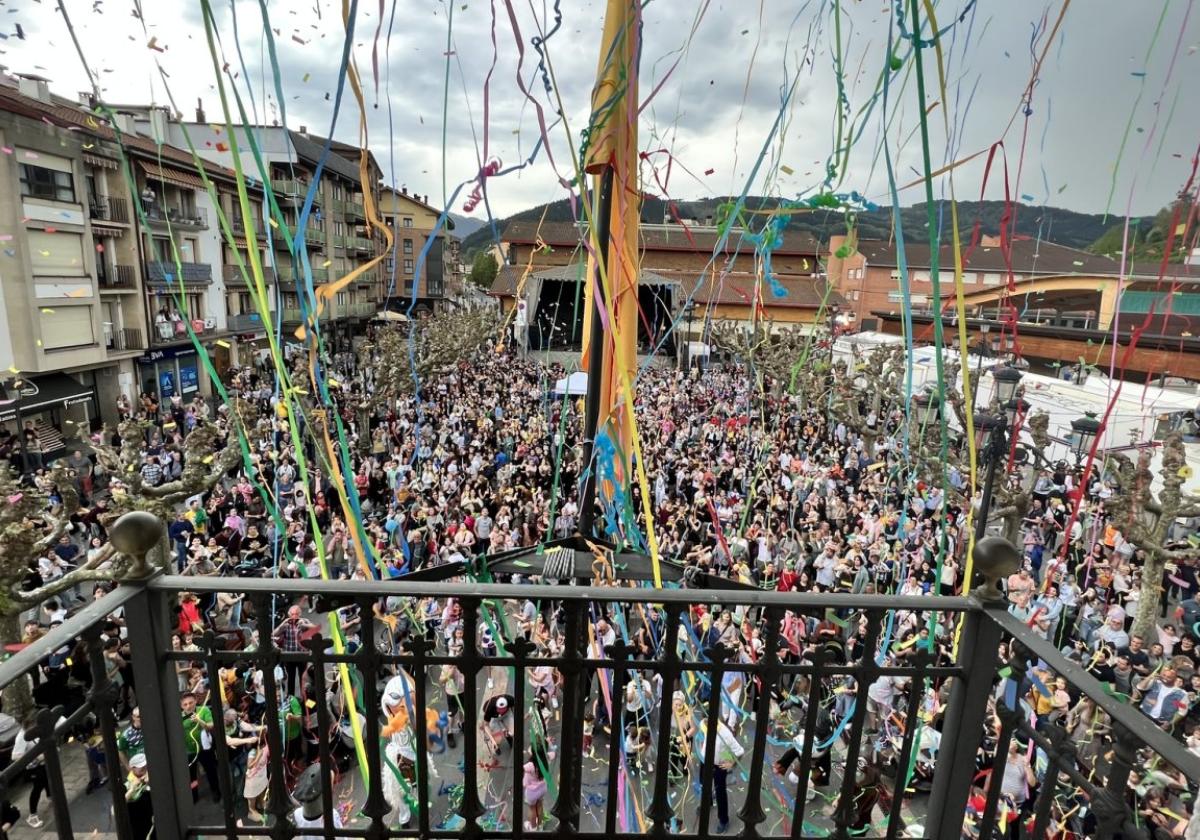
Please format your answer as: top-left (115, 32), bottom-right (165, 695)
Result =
top-left (682, 299), bottom-right (696, 370)
top-left (1071, 411), bottom-right (1102, 466)
top-left (969, 325), bottom-right (992, 410)
top-left (913, 390), bottom-right (942, 430)
top-left (0, 377), bottom-right (29, 474)
top-left (992, 363), bottom-right (1023, 406)
top-left (973, 410), bottom-right (1008, 541)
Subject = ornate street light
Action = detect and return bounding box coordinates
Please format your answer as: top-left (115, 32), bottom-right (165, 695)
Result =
top-left (914, 391), bottom-right (942, 428)
top-left (992, 364), bottom-right (1023, 406)
top-left (1071, 411), bottom-right (1102, 462)
top-left (972, 410), bottom-right (1008, 541)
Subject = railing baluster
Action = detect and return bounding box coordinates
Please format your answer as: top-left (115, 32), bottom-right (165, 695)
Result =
top-left (303, 633), bottom-right (337, 840)
top-left (357, 595), bottom-right (390, 838)
top-left (697, 643), bottom-right (733, 837)
top-left (832, 610), bottom-right (881, 837)
top-left (251, 593), bottom-right (293, 836)
top-left (199, 630), bottom-right (238, 837)
top-left (648, 604), bottom-right (684, 837)
top-left (459, 597), bottom-right (485, 840)
top-left (124, 585), bottom-right (193, 837)
top-left (927, 600), bottom-right (1004, 838)
top-left (508, 635), bottom-right (533, 838)
top-left (1030, 744), bottom-right (1063, 839)
top-left (740, 607), bottom-right (783, 840)
top-left (604, 642), bottom-right (636, 837)
top-left (412, 632), bottom-right (434, 838)
top-left (978, 648), bottom-right (1031, 837)
top-left (550, 598), bottom-right (587, 834)
top-left (790, 642), bottom-right (828, 840)
top-left (885, 647), bottom-right (932, 840)
top-left (36, 707), bottom-right (73, 839)
top-left (83, 623), bottom-right (134, 839)
top-left (1094, 723), bottom-right (1140, 840)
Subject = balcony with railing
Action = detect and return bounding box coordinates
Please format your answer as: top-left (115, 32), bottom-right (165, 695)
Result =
top-left (222, 264), bottom-right (278, 287)
top-left (2, 532), bottom-right (1197, 840)
top-left (144, 204), bottom-right (209, 229)
top-left (98, 263), bottom-right (138, 291)
top-left (103, 326), bottom-right (145, 354)
top-left (224, 311), bottom-right (270, 332)
top-left (144, 260), bottom-right (214, 286)
top-left (270, 179), bottom-right (321, 205)
top-left (276, 265), bottom-right (330, 284)
top-left (88, 195), bottom-right (130, 225)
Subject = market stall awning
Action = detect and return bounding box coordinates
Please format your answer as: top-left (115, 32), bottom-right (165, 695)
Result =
top-left (553, 371), bottom-right (588, 396)
top-left (0, 372), bottom-right (95, 423)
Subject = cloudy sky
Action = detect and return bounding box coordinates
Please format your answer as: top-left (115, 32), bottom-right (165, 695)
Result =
top-left (1, 0), bottom-right (1197, 225)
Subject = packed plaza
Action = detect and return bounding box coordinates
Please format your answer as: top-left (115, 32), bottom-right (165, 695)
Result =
top-left (0, 332), bottom-right (1197, 838)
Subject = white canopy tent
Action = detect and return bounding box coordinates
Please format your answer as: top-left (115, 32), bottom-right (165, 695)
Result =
top-left (553, 371), bottom-right (588, 396)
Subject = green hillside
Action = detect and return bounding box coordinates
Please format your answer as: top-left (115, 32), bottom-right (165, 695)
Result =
top-left (461, 196), bottom-right (1152, 257)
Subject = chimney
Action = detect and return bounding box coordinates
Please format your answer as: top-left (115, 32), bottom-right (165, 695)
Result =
top-left (17, 74), bottom-right (50, 103)
top-left (148, 107), bottom-right (169, 144)
top-left (401, 186), bottom-right (408, 195)
top-left (423, 194), bottom-right (428, 204)
top-left (299, 125), bottom-right (308, 136)
top-left (77, 90), bottom-right (97, 108)
top-left (704, 214), bottom-right (714, 226)
top-left (195, 97), bottom-right (206, 124)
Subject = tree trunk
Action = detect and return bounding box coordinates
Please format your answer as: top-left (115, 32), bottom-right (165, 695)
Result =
top-left (1132, 550), bottom-right (1168, 642)
top-left (0, 610), bottom-right (34, 724)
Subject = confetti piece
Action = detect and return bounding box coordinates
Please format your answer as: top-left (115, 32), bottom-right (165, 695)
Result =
top-left (1130, 71), bottom-right (1146, 77)
top-left (0, 235), bottom-right (11, 242)
top-left (147, 36), bottom-right (164, 52)
top-left (1072, 261), bottom-right (1084, 266)
top-left (303, 73), bottom-right (311, 83)
top-left (203, 455), bottom-right (214, 464)
top-left (268, 218), bottom-right (279, 229)
top-left (66, 658), bottom-right (73, 667)
top-left (1020, 194), bottom-right (1035, 202)
top-left (24, 152), bottom-right (39, 160)
top-left (45, 227), bottom-right (57, 234)
top-left (215, 339), bottom-right (230, 348)
top-left (7, 494), bottom-right (22, 504)
top-left (780, 165), bottom-right (794, 175)
top-left (40, 308), bottom-right (54, 314)
top-left (40, 250), bottom-right (51, 257)
top-left (513, 560), bottom-right (532, 568)
top-left (306, 699), bottom-right (317, 709)
top-left (0, 147), bottom-right (11, 154)
top-left (704, 168), bottom-right (715, 175)
top-left (322, 259), bottom-right (332, 267)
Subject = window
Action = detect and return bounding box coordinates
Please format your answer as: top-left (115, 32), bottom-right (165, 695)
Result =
top-left (151, 237), bottom-right (173, 262)
top-left (29, 230), bottom-right (86, 276)
top-left (402, 217), bottom-right (414, 227)
top-left (403, 259), bottom-right (414, 274)
top-left (336, 291), bottom-right (349, 306)
top-left (912, 271), bottom-right (930, 284)
top-left (20, 163), bottom-right (76, 202)
top-left (961, 272), bottom-right (977, 285)
top-left (403, 239), bottom-right (413, 255)
top-left (185, 293), bottom-right (204, 321)
top-left (982, 273), bottom-right (1002, 286)
top-left (40, 305), bottom-right (95, 349)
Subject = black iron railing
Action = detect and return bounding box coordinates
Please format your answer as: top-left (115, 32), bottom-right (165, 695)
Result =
top-left (89, 195), bottom-right (130, 224)
top-left (1, 569), bottom-right (1198, 839)
top-left (105, 326), bottom-right (145, 353)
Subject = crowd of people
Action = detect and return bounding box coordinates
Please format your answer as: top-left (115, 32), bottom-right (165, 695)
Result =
top-left (1, 340), bottom-right (1199, 838)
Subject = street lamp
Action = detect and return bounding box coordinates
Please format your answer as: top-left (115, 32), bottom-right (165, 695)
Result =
top-left (992, 364), bottom-right (1023, 406)
top-left (913, 391), bottom-right (942, 429)
top-left (1004, 396), bottom-right (1029, 429)
top-left (682, 299), bottom-right (697, 371)
top-left (1071, 411), bottom-right (1102, 463)
top-left (973, 410), bottom-right (1008, 540)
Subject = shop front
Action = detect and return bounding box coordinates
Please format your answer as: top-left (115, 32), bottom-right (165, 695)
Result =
top-left (0, 372), bottom-right (99, 466)
top-left (137, 346), bottom-right (205, 403)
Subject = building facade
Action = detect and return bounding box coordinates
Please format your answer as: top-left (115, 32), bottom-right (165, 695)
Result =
top-left (0, 74), bottom-right (149, 453)
top-left (377, 186), bottom-right (461, 313)
top-left (490, 219), bottom-right (840, 356)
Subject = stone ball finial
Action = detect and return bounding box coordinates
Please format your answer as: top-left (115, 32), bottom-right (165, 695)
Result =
top-left (973, 536), bottom-right (1022, 602)
top-left (109, 511), bottom-right (164, 579)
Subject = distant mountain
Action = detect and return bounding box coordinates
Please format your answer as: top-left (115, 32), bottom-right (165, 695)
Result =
top-left (460, 196), bottom-right (1153, 256)
top-left (447, 212), bottom-right (488, 240)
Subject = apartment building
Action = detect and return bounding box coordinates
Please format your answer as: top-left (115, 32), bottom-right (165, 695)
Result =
top-left (377, 186), bottom-right (462, 313)
top-left (127, 109), bottom-right (384, 351)
top-left (0, 74), bottom-right (151, 450)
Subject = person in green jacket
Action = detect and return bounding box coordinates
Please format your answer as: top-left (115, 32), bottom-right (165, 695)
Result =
top-left (181, 693), bottom-right (221, 802)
